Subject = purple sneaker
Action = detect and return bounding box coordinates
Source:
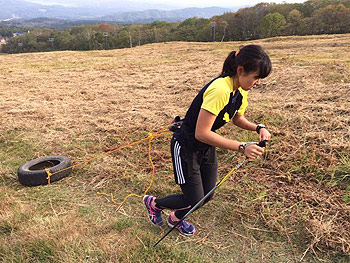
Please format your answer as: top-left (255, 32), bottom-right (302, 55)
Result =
top-left (167, 212), bottom-right (196, 236)
top-left (143, 195), bottom-right (163, 226)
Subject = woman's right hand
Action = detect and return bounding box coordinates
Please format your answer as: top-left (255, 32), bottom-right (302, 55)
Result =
top-left (244, 144), bottom-right (264, 159)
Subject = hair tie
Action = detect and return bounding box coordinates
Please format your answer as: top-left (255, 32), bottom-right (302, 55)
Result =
top-left (235, 50), bottom-right (239, 57)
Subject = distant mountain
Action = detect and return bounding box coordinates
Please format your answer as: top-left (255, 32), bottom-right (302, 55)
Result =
top-left (0, 17), bottom-right (116, 29)
top-left (0, 0), bottom-right (98, 20)
top-left (0, 0), bottom-right (235, 29)
top-left (25, 0), bottom-right (177, 11)
top-left (0, 0), bottom-right (235, 22)
top-left (97, 7), bottom-right (231, 23)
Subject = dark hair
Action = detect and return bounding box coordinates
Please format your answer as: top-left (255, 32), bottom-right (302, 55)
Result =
top-left (220, 45), bottom-right (272, 79)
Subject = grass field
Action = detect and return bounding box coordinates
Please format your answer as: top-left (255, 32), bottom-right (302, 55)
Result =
top-left (1, 34), bottom-right (350, 262)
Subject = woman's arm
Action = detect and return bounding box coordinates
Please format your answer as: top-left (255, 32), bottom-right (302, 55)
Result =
top-left (232, 113), bottom-right (257, 131)
top-left (195, 109), bottom-right (264, 158)
top-left (232, 113), bottom-right (271, 141)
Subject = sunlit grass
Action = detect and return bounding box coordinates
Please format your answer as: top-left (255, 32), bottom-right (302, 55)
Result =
top-left (0, 34), bottom-right (349, 262)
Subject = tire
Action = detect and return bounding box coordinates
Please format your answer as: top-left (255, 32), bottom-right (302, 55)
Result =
top-left (17, 156), bottom-right (72, 186)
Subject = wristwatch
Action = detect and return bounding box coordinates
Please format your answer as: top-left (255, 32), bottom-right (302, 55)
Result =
top-left (238, 143), bottom-right (245, 154)
top-left (256, 124), bottom-right (266, 134)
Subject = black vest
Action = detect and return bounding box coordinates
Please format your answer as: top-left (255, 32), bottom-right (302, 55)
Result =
top-left (174, 77), bottom-right (244, 152)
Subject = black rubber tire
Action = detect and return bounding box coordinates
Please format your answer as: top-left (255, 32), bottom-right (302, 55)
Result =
top-left (17, 156), bottom-right (72, 186)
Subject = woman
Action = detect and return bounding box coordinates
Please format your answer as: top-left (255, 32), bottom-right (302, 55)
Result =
top-left (144, 44), bottom-right (272, 235)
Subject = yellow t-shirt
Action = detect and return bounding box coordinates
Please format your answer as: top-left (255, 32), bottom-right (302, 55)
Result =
top-left (201, 76), bottom-right (248, 116)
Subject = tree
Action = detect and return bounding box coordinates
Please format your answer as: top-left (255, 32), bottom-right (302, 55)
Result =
top-left (95, 23), bottom-right (114, 33)
top-left (258, 12), bottom-right (287, 38)
top-left (222, 3), bottom-right (271, 41)
top-left (110, 29), bottom-right (129, 49)
top-left (2, 0), bottom-right (350, 54)
top-left (335, 4), bottom-right (350, 33)
top-left (69, 27), bottom-right (96, 50)
top-left (55, 31), bottom-right (75, 50)
top-left (286, 9), bottom-right (303, 34)
top-left (176, 17), bottom-right (210, 41)
top-left (220, 21), bottom-right (229, 42)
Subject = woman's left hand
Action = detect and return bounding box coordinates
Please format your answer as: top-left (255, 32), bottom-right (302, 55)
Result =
top-left (259, 128), bottom-right (271, 142)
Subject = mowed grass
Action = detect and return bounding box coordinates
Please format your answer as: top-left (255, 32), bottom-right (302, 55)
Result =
top-left (1, 34), bottom-right (350, 262)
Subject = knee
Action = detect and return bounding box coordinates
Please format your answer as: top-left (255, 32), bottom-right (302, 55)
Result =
top-left (194, 192), bottom-right (214, 208)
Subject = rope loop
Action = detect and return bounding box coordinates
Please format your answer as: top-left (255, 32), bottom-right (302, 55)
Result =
top-left (45, 168), bottom-right (52, 184)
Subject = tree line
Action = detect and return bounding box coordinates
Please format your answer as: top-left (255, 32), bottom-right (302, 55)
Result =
top-left (1, 0), bottom-right (350, 53)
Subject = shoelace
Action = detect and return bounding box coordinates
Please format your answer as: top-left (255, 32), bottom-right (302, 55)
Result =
top-left (149, 202), bottom-right (162, 221)
top-left (149, 210), bottom-right (156, 220)
top-left (178, 220), bottom-right (191, 230)
top-left (182, 220), bottom-right (190, 228)
top-left (172, 218), bottom-right (190, 229)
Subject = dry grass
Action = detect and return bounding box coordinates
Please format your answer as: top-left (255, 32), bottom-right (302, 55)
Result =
top-left (1, 34), bottom-right (350, 262)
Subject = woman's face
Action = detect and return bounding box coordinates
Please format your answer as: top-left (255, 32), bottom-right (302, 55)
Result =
top-left (237, 67), bottom-right (261, 91)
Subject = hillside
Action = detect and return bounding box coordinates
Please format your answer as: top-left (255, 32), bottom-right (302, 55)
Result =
top-left (0, 0), bottom-right (90, 20)
top-left (98, 7), bottom-right (232, 23)
top-left (0, 0), bottom-right (232, 23)
top-left (0, 34), bottom-right (349, 262)
top-left (0, 6), bottom-right (231, 29)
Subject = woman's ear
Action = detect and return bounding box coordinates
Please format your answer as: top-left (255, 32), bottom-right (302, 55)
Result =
top-left (237, 65), bottom-right (245, 76)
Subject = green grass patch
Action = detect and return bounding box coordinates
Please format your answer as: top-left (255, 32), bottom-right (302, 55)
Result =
top-left (324, 71), bottom-right (349, 84)
top-left (26, 240), bottom-right (58, 263)
top-left (78, 206), bottom-right (97, 218)
top-left (0, 239), bottom-right (59, 263)
top-left (113, 217), bottom-right (134, 232)
top-left (328, 154), bottom-right (350, 190)
top-left (0, 129), bottom-right (43, 169)
top-left (0, 221), bottom-right (17, 235)
top-left (287, 149), bottom-right (325, 177)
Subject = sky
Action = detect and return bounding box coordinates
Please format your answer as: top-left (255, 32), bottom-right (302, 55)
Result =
top-left (136, 0), bottom-right (306, 8)
top-left (26, 0), bottom-right (307, 9)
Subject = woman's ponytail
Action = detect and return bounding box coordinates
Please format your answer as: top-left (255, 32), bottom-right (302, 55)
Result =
top-left (220, 50), bottom-right (238, 77)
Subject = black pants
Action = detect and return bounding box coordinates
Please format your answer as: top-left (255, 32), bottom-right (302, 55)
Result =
top-left (155, 136), bottom-right (218, 219)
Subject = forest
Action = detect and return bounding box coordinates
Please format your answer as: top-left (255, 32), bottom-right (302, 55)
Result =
top-left (1, 0), bottom-right (350, 53)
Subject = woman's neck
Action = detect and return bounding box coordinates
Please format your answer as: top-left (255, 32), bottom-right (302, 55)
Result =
top-left (232, 76), bottom-right (240, 91)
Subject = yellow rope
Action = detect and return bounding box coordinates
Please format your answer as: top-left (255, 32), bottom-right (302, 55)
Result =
top-left (45, 168), bottom-right (53, 184)
top-left (44, 123), bottom-right (174, 209)
top-left (97, 132), bottom-right (157, 210)
top-left (45, 124), bottom-right (172, 178)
